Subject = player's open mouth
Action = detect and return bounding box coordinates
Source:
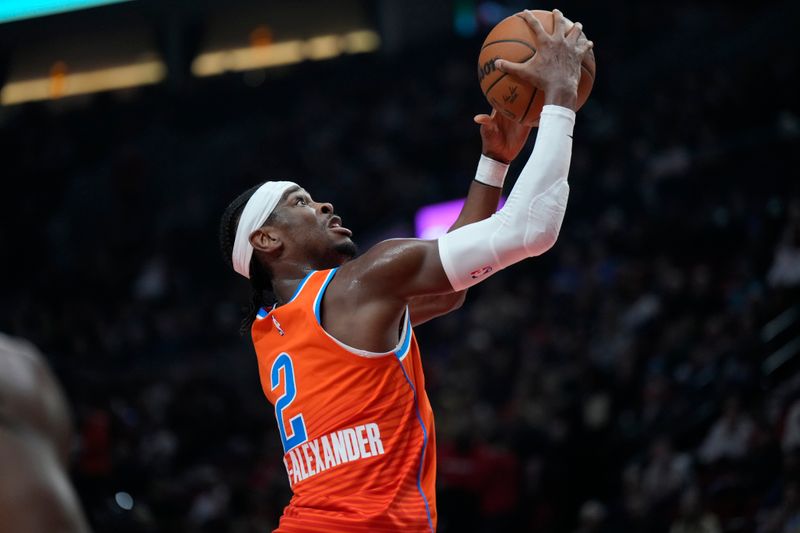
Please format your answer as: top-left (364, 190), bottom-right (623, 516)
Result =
top-left (328, 217), bottom-right (353, 237)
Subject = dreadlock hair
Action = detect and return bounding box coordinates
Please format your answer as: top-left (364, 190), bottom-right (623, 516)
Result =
top-left (219, 184), bottom-right (276, 335)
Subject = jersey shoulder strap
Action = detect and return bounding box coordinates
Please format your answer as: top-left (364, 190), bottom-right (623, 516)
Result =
top-left (252, 268), bottom-right (336, 325)
top-left (285, 268), bottom-right (337, 317)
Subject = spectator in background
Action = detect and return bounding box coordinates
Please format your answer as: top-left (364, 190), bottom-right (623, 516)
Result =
top-left (640, 436), bottom-right (693, 507)
top-left (699, 396), bottom-right (755, 464)
top-left (768, 201), bottom-right (800, 289)
top-left (573, 500), bottom-right (609, 533)
top-left (669, 486), bottom-right (721, 533)
top-left (758, 482), bottom-right (800, 533)
top-left (783, 397), bottom-right (800, 453)
top-left (622, 435), bottom-right (693, 529)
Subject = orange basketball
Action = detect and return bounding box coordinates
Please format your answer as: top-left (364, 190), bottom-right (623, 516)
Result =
top-left (478, 10), bottom-right (596, 125)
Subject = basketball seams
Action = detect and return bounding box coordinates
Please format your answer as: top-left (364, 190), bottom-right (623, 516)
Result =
top-left (580, 63), bottom-right (595, 82)
top-left (480, 52), bottom-right (534, 99)
top-left (583, 48), bottom-right (597, 78)
top-left (480, 38), bottom-right (536, 53)
top-left (482, 72), bottom-right (508, 98)
top-left (478, 44), bottom-right (534, 97)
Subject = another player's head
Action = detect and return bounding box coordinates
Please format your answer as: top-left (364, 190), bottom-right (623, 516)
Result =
top-left (219, 181), bottom-right (356, 329)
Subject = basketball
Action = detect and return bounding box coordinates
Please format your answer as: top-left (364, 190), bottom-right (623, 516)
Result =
top-left (478, 10), bottom-right (596, 125)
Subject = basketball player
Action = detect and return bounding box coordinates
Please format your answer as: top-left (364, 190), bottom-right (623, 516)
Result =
top-left (0, 333), bottom-right (91, 532)
top-left (219, 10), bottom-right (591, 532)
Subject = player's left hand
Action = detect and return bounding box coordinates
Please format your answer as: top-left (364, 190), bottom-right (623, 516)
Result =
top-left (475, 109), bottom-right (533, 164)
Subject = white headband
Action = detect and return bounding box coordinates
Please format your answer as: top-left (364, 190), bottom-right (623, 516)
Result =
top-left (232, 181), bottom-right (298, 278)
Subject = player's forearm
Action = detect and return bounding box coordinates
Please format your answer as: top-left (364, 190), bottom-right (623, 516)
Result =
top-left (449, 157), bottom-right (507, 231)
top-left (349, 108), bottom-right (572, 300)
top-left (432, 156), bottom-right (505, 319)
top-left (449, 180), bottom-right (503, 231)
top-left (437, 105), bottom-right (575, 291)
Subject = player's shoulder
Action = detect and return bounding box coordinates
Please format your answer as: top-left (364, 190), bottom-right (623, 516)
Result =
top-left (331, 238), bottom-right (437, 307)
top-left (0, 333), bottom-right (49, 394)
top-left (0, 333), bottom-right (71, 452)
top-left (0, 331), bottom-right (39, 357)
top-left (0, 333), bottom-right (46, 431)
top-left (337, 237), bottom-right (433, 281)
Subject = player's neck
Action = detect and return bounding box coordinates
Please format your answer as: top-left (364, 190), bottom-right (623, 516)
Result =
top-left (271, 265), bottom-right (315, 306)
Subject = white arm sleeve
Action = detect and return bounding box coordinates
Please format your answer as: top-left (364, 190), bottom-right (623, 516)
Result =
top-left (438, 105), bottom-right (575, 291)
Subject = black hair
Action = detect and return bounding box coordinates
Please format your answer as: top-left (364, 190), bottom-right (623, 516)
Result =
top-left (219, 184), bottom-right (276, 335)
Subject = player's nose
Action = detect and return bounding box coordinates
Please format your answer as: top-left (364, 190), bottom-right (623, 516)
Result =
top-left (317, 202), bottom-right (334, 215)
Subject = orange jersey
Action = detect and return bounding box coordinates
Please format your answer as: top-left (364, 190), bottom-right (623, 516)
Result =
top-left (251, 268), bottom-right (437, 532)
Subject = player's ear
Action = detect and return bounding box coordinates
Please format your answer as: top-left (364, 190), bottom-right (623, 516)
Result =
top-left (250, 227), bottom-right (283, 254)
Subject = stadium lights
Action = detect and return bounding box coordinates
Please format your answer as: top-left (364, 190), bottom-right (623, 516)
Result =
top-left (305, 35), bottom-right (343, 61)
top-left (0, 59), bottom-right (165, 106)
top-left (0, 30), bottom-right (380, 106)
top-left (192, 40), bottom-right (305, 76)
top-left (191, 29), bottom-right (380, 77)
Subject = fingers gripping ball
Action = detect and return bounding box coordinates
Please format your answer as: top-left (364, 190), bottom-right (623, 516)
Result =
top-left (478, 10), bottom-right (596, 126)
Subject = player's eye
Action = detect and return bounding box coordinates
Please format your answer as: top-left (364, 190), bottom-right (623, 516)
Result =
top-left (295, 197), bottom-right (307, 206)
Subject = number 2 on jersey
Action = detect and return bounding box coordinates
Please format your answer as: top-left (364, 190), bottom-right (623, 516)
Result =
top-left (271, 353), bottom-right (308, 453)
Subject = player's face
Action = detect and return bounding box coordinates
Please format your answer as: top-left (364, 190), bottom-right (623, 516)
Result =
top-left (272, 186), bottom-right (357, 267)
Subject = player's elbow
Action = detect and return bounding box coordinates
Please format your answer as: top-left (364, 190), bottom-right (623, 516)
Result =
top-left (435, 291), bottom-right (466, 315)
top-left (523, 188), bottom-right (569, 256)
top-left (534, 228), bottom-right (560, 255)
top-left (526, 227), bottom-right (562, 257)
top-left (449, 290), bottom-right (467, 311)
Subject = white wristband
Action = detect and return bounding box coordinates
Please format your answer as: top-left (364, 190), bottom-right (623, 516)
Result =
top-left (474, 154), bottom-right (509, 188)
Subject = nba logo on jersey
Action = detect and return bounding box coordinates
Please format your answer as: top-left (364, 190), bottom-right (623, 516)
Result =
top-left (470, 265), bottom-right (493, 279)
top-left (272, 315), bottom-right (285, 335)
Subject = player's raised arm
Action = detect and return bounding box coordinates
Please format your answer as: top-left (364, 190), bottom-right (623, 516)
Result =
top-left (342, 9), bottom-right (593, 301)
top-left (219, 9), bottom-right (593, 341)
top-left (408, 110), bottom-right (532, 325)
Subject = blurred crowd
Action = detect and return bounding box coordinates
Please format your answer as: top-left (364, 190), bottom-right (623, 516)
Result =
top-left (1, 1), bottom-right (799, 532)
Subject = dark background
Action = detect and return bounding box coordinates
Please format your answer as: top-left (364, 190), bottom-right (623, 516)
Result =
top-left (1, 0), bottom-right (799, 531)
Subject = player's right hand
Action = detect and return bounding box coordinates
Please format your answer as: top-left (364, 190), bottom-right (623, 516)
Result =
top-left (475, 108), bottom-right (532, 164)
top-left (494, 10), bottom-right (592, 105)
